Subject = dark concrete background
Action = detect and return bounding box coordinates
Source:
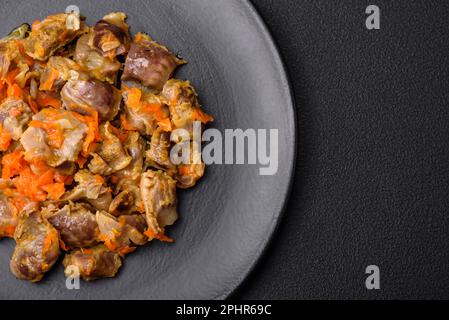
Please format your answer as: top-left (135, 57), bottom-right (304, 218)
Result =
top-left (234, 0), bottom-right (449, 299)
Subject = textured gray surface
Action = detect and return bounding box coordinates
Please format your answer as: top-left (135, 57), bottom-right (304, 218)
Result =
top-left (0, 0), bottom-right (295, 299)
top-left (235, 0), bottom-right (449, 299)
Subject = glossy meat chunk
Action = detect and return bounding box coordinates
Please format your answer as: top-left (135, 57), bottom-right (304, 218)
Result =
top-left (39, 56), bottom-right (85, 92)
top-left (0, 192), bottom-right (17, 238)
top-left (88, 122), bottom-right (132, 174)
top-left (122, 88), bottom-right (169, 135)
top-left (61, 79), bottom-right (121, 121)
top-left (140, 170), bottom-right (178, 240)
top-left (62, 170), bottom-right (112, 212)
top-left (74, 33), bottom-right (121, 84)
top-left (10, 210), bottom-right (60, 282)
top-left (96, 210), bottom-right (147, 253)
top-left (43, 202), bottom-right (98, 248)
top-left (0, 97), bottom-right (33, 145)
top-left (162, 79), bottom-right (213, 136)
top-left (92, 12), bottom-right (130, 57)
top-left (63, 244), bottom-right (122, 281)
top-left (145, 128), bottom-right (175, 173)
top-left (20, 108), bottom-right (88, 167)
top-left (122, 33), bottom-right (184, 91)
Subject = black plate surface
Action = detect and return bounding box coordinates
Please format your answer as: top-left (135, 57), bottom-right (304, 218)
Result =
top-left (0, 0), bottom-right (295, 299)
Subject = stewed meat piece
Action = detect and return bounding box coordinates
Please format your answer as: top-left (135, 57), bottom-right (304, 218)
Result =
top-left (88, 122), bottom-right (132, 174)
top-left (62, 170), bottom-right (112, 212)
top-left (140, 170), bottom-right (178, 240)
top-left (10, 210), bottom-right (60, 282)
top-left (43, 202), bottom-right (99, 248)
top-left (24, 13), bottom-right (84, 61)
top-left (74, 33), bottom-right (121, 84)
top-left (61, 79), bottom-right (121, 121)
top-left (96, 210), bottom-right (147, 253)
top-left (63, 244), bottom-right (122, 281)
top-left (0, 192), bottom-right (17, 238)
top-left (121, 87), bottom-right (170, 136)
top-left (20, 108), bottom-right (89, 167)
top-left (161, 79), bottom-right (213, 136)
top-left (0, 97), bottom-right (33, 149)
top-left (39, 56), bottom-right (86, 92)
top-left (145, 128), bottom-right (175, 174)
top-left (92, 12), bottom-right (130, 57)
top-left (122, 33), bottom-right (185, 92)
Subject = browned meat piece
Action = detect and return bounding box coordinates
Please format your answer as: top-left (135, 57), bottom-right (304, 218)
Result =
top-left (88, 122), bottom-right (132, 174)
top-left (122, 33), bottom-right (185, 92)
top-left (145, 128), bottom-right (175, 173)
top-left (24, 13), bottom-right (84, 61)
top-left (20, 108), bottom-right (88, 167)
top-left (162, 79), bottom-right (213, 136)
top-left (92, 12), bottom-right (130, 57)
top-left (74, 33), bottom-right (121, 84)
top-left (0, 97), bottom-right (33, 142)
top-left (39, 56), bottom-right (87, 92)
top-left (43, 202), bottom-right (98, 248)
top-left (63, 244), bottom-right (122, 281)
top-left (140, 170), bottom-right (178, 240)
top-left (10, 210), bottom-right (60, 282)
top-left (61, 79), bottom-right (121, 121)
top-left (96, 210), bottom-right (147, 253)
top-left (113, 131), bottom-right (145, 182)
top-left (62, 170), bottom-right (112, 211)
top-left (122, 88), bottom-right (169, 135)
top-left (0, 41), bottom-right (18, 78)
top-left (175, 141), bottom-right (205, 189)
top-left (0, 192), bottom-right (17, 238)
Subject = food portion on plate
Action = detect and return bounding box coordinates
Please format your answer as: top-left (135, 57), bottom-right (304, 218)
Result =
top-left (0, 11), bottom-right (213, 282)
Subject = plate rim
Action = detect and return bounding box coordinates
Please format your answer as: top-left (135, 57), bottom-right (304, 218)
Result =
top-left (222, 0), bottom-right (298, 300)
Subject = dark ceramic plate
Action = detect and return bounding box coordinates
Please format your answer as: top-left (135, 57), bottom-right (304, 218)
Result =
top-left (0, 0), bottom-right (295, 299)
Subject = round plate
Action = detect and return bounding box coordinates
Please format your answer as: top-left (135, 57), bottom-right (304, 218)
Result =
top-left (0, 0), bottom-right (295, 299)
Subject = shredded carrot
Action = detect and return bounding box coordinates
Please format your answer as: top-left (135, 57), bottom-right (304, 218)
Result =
top-left (41, 183), bottom-right (65, 200)
top-left (27, 96), bottom-right (39, 113)
top-left (81, 248), bottom-right (93, 254)
top-left (141, 102), bottom-right (167, 121)
top-left (29, 120), bottom-right (65, 148)
top-left (7, 83), bottom-right (23, 98)
top-left (31, 20), bottom-right (41, 31)
top-left (1, 150), bottom-right (26, 179)
top-left (76, 155), bottom-right (87, 168)
top-left (120, 113), bottom-right (137, 131)
top-left (1, 225), bottom-right (16, 238)
top-left (36, 92), bottom-right (62, 109)
top-left (134, 32), bottom-right (146, 43)
top-left (126, 87), bottom-right (142, 108)
top-left (192, 107), bottom-right (214, 124)
top-left (37, 170), bottom-right (54, 187)
top-left (34, 42), bottom-right (45, 59)
top-left (94, 174), bottom-right (105, 185)
top-left (42, 229), bottom-right (58, 254)
top-left (59, 239), bottom-right (70, 251)
top-left (144, 228), bottom-right (174, 243)
top-left (8, 106), bottom-right (24, 118)
top-left (16, 41), bottom-right (34, 66)
top-left (71, 109), bottom-right (101, 156)
top-left (157, 118), bottom-right (173, 132)
top-left (5, 69), bottom-right (20, 86)
top-left (109, 123), bottom-right (129, 142)
top-left (0, 126), bottom-right (12, 152)
top-left (9, 196), bottom-right (28, 213)
top-left (118, 246), bottom-right (136, 256)
top-left (39, 67), bottom-right (59, 91)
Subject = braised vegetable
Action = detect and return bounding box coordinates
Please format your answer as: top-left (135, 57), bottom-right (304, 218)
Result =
top-left (0, 11), bottom-right (213, 283)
